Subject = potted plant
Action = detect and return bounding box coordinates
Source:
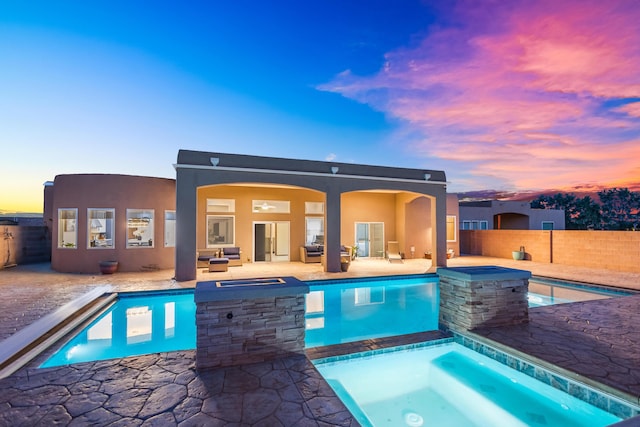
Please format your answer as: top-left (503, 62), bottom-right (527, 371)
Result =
top-left (512, 246), bottom-right (525, 261)
top-left (99, 260), bottom-right (118, 274)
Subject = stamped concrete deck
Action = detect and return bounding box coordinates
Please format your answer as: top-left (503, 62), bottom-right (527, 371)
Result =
top-left (0, 256), bottom-right (640, 425)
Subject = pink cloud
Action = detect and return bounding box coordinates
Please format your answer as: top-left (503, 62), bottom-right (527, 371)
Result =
top-left (320, 0), bottom-right (640, 193)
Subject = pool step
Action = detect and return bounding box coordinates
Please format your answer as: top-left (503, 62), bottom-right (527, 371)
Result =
top-left (0, 286), bottom-right (115, 378)
top-left (429, 351), bottom-right (582, 427)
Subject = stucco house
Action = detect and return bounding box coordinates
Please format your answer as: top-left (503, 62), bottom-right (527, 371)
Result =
top-left (44, 150), bottom-right (454, 280)
top-left (459, 200), bottom-right (565, 231)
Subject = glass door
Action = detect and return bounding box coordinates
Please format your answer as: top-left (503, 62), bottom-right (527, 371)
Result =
top-left (253, 221), bottom-right (290, 262)
top-left (355, 222), bottom-right (384, 258)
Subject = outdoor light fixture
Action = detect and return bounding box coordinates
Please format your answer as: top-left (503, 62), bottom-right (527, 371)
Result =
top-left (210, 157), bottom-right (220, 167)
top-left (424, 173), bottom-right (431, 180)
top-left (331, 166), bottom-right (339, 174)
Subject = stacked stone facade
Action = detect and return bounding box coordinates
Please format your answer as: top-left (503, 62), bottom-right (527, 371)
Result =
top-left (196, 294), bottom-right (306, 369)
top-left (438, 266), bottom-right (530, 332)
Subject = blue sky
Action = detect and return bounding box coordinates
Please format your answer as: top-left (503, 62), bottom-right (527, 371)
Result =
top-left (2, 1), bottom-right (640, 212)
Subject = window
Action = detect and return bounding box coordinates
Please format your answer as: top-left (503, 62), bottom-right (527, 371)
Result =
top-left (165, 210), bottom-right (176, 247)
top-left (305, 202), bottom-right (324, 214)
top-left (446, 215), bottom-right (456, 242)
top-left (127, 209), bottom-right (154, 248)
top-left (542, 221), bottom-right (554, 230)
top-left (305, 217), bottom-right (324, 245)
top-left (58, 208), bottom-right (77, 248)
top-left (462, 220), bottom-right (488, 230)
top-left (207, 215), bottom-right (234, 247)
top-left (252, 200), bottom-right (290, 213)
top-left (207, 199), bottom-right (235, 212)
top-left (88, 208), bottom-right (115, 249)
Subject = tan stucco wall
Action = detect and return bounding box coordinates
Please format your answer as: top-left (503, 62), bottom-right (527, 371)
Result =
top-left (461, 229), bottom-right (640, 273)
top-left (341, 192), bottom-right (397, 251)
top-left (403, 195), bottom-right (432, 258)
top-left (51, 174), bottom-right (176, 273)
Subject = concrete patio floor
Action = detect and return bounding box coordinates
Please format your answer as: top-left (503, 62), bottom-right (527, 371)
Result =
top-left (0, 256), bottom-right (640, 425)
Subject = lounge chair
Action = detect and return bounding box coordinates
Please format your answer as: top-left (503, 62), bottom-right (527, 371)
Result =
top-left (387, 241), bottom-right (403, 263)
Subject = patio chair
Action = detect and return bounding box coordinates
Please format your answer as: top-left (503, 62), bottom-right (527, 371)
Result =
top-left (387, 241), bottom-right (403, 263)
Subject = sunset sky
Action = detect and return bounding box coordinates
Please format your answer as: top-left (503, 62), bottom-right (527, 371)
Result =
top-left (2, 0), bottom-right (640, 213)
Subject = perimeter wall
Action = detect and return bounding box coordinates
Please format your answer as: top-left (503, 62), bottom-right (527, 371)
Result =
top-left (460, 230), bottom-right (640, 273)
top-left (0, 225), bottom-right (51, 269)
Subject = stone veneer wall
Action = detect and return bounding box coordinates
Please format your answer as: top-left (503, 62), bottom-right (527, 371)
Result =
top-left (196, 295), bottom-right (306, 369)
top-left (438, 267), bottom-right (530, 332)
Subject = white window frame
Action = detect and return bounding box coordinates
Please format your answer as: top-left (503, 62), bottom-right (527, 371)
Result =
top-left (126, 209), bottom-right (154, 248)
top-left (206, 215), bottom-right (235, 247)
top-left (462, 220), bottom-right (488, 230)
top-left (207, 198), bottom-right (235, 212)
top-left (57, 208), bottom-right (77, 248)
top-left (305, 217), bottom-right (324, 245)
top-left (305, 202), bottom-right (324, 214)
top-left (252, 200), bottom-right (290, 213)
top-left (446, 215), bottom-right (457, 242)
top-left (164, 210), bottom-right (176, 247)
top-left (88, 208), bottom-right (115, 249)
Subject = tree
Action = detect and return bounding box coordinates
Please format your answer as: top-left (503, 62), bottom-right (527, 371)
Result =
top-left (598, 188), bottom-right (640, 230)
top-left (531, 193), bottom-right (601, 230)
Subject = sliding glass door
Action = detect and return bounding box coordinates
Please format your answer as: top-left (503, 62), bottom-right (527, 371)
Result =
top-left (355, 222), bottom-right (384, 258)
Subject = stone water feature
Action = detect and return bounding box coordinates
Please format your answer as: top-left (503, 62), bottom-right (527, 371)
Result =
top-left (438, 266), bottom-right (531, 332)
top-left (194, 277), bottom-right (309, 369)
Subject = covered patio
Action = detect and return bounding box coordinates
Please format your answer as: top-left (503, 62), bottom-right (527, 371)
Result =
top-left (174, 150), bottom-right (449, 281)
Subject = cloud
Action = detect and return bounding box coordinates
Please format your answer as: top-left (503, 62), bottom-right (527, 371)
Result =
top-left (319, 0), bottom-right (640, 193)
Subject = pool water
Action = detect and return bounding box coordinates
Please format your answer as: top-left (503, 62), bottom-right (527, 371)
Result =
top-left (528, 277), bottom-right (631, 307)
top-left (41, 290), bottom-right (195, 368)
top-left (305, 275), bottom-right (439, 348)
top-left (41, 275), bottom-right (631, 366)
top-left (314, 342), bottom-right (623, 427)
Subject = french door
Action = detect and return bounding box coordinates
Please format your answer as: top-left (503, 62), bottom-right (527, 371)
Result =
top-left (355, 222), bottom-right (384, 258)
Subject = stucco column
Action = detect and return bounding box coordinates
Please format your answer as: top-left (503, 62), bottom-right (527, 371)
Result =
top-left (175, 169), bottom-right (198, 281)
top-left (325, 189), bottom-right (341, 273)
top-left (433, 187), bottom-right (448, 268)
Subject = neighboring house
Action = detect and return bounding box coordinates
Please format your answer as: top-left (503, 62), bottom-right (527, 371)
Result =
top-left (44, 151), bottom-right (451, 279)
top-left (458, 200), bottom-right (565, 230)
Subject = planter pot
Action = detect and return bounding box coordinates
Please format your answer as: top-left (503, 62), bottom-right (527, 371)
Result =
top-left (340, 262), bottom-right (350, 272)
top-left (512, 251), bottom-right (525, 261)
top-left (99, 261), bottom-right (118, 274)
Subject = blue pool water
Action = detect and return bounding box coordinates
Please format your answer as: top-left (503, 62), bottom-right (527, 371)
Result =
top-left (41, 275), bottom-right (630, 366)
top-left (314, 342), bottom-right (624, 427)
top-left (41, 290), bottom-right (195, 368)
top-left (305, 275), bottom-right (439, 348)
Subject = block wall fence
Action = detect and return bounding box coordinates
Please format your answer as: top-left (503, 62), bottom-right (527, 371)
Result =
top-left (0, 225), bottom-right (51, 269)
top-left (460, 230), bottom-right (640, 273)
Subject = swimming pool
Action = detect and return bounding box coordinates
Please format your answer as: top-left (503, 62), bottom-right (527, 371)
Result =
top-left (40, 289), bottom-right (195, 368)
top-left (314, 341), bottom-right (628, 426)
top-left (528, 276), bottom-right (634, 307)
top-left (41, 274), bottom-right (632, 367)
